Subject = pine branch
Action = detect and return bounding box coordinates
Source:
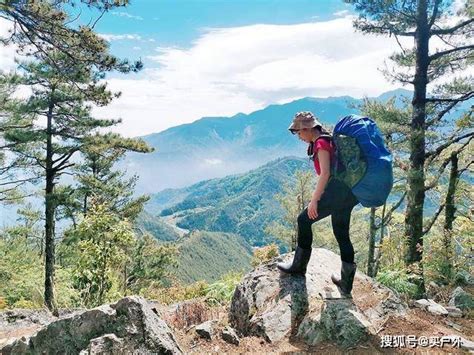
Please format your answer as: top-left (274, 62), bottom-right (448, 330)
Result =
top-left (425, 138), bottom-right (472, 191)
top-left (430, 18), bottom-right (474, 35)
top-left (458, 160), bottom-right (474, 176)
top-left (425, 91), bottom-right (474, 103)
top-left (426, 100), bottom-right (464, 126)
top-left (428, 0), bottom-right (441, 29)
top-left (425, 132), bottom-right (474, 161)
top-left (429, 45), bottom-right (474, 62)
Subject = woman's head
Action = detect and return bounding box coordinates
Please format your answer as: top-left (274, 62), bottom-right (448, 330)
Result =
top-left (288, 111), bottom-right (326, 143)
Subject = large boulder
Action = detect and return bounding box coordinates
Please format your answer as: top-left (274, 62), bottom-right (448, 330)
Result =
top-left (1, 296), bottom-right (182, 354)
top-left (229, 248), bottom-right (407, 348)
top-left (449, 287), bottom-right (474, 311)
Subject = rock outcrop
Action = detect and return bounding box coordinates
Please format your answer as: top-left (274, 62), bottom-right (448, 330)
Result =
top-left (449, 287), bottom-right (474, 311)
top-left (1, 296), bottom-right (182, 355)
top-left (229, 248), bottom-right (407, 348)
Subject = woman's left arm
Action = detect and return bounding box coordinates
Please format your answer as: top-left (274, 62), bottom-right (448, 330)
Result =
top-left (307, 149), bottom-right (331, 219)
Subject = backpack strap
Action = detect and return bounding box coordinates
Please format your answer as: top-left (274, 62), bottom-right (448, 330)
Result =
top-left (308, 134), bottom-right (333, 160)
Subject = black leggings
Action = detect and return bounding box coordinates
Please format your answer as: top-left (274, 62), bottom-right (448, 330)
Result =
top-left (297, 178), bottom-right (358, 263)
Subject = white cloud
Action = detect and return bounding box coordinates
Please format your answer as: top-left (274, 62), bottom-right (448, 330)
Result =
top-left (98, 33), bottom-right (142, 41)
top-left (95, 18), bottom-right (407, 137)
top-left (0, 19), bottom-right (17, 72)
top-left (112, 12), bottom-right (143, 21)
top-left (333, 10), bottom-right (350, 17)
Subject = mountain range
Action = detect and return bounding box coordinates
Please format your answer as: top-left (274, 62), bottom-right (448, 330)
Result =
top-left (125, 89), bottom-right (413, 193)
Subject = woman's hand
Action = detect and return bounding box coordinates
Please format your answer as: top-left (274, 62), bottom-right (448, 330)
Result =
top-left (307, 199), bottom-right (319, 220)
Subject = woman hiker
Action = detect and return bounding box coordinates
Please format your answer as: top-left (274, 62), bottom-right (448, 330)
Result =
top-left (277, 111), bottom-right (359, 297)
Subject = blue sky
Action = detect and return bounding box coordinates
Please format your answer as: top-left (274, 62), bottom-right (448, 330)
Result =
top-left (1, 0), bottom-right (413, 137)
top-left (80, 0), bottom-right (353, 60)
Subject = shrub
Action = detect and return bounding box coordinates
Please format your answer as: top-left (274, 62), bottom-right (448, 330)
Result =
top-left (376, 268), bottom-right (419, 299)
top-left (251, 244), bottom-right (279, 267)
top-left (205, 271), bottom-right (243, 306)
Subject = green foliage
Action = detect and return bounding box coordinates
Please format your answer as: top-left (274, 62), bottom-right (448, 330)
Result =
top-left (376, 268), bottom-right (419, 299)
top-left (134, 211), bottom-right (179, 242)
top-left (204, 271), bottom-right (243, 306)
top-left (153, 157), bottom-right (311, 247)
top-left (0, 236), bottom-right (80, 308)
top-left (173, 231), bottom-right (252, 284)
top-left (71, 203), bottom-right (135, 307)
top-left (251, 244), bottom-right (280, 267)
top-left (148, 281), bottom-right (209, 305)
top-left (126, 234), bottom-right (178, 293)
top-left (265, 170), bottom-right (314, 251)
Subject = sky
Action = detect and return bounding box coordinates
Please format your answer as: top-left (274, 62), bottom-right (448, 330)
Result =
top-left (2, 0), bottom-right (465, 137)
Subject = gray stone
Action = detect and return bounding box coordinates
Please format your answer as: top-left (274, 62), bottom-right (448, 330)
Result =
top-left (79, 334), bottom-right (128, 355)
top-left (195, 320), bottom-right (216, 340)
top-left (454, 270), bottom-right (474, 286)
top-left (221, 326), bottom-right (240, 345)
top-left (229, 248), bottom-right (407, 348)
top-left (1, 296), bottom-right (182, 355)
top-left (449, 287), bottom-right (474, 311)
top-left (318, 299), bottom-right (370, 348)
top-left (427, 303), bottom-right (448, 316)
top-left (445, 306), bottom-right (463, 318)
top-left (444, 335), bottom-right (474, 351)
top-left (414, 299), bottom-right (431, 309)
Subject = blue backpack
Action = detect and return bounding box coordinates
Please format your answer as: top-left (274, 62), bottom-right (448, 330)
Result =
top-left (331, 115), bottom-right (393, 207)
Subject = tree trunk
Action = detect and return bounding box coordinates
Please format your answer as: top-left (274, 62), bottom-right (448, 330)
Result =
top-left (404, 0), bottom-right (429, 297)
top-left (374, 203), bottom-right (387, 277)
top-left (443, 153), bottom-right (458, 280)
top-left (44, 99), bottom-right (58, 315)
top-left (367, 207), bottom-right (377, 277)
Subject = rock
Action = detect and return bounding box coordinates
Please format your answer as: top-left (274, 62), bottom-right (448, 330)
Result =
top-left (414, 299), bottom-right (431, 309)
top-left (427, 303), bottom-right (448, 316)
top-left (444, 335), bottom-right (474, 351)
top-left (1, 296), bottom-right (182, 355)
top-left (79, 334), bottom-right (128, 355)
top-left (459, 336), bottom-right (474, 351)
top-left (195, 320), bottom-right (216, 340)
top-left (221, 326), bottom-right (240, 345)
top-left (414, 299), bottom-right (448, 316)
top-left (449, 287), bottom-right (474, 311)
top-left (445, 306), bottom-right (463, 318)
top-left (229, 248), bottom-right (407, 348)
top-left (454, 270), bottom-right (474, 286)
top-left (445, 321), bottom-right (462, 331)
top-left (298, 299), bottom-right (371, 348)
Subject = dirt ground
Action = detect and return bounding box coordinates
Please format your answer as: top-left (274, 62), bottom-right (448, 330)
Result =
top-left (165, 302), bottom-right (473, 354)
top-left (1, 298), bottom-right (472, 354)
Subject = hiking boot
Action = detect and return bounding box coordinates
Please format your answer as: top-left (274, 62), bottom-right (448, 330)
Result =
top-left (277, 246), bottom-right (312, 275)
top-left (331, 261), bottom-right (357, 297)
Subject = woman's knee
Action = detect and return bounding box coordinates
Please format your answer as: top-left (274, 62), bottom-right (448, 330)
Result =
top-left (297, 209), bottom-right (310, 226)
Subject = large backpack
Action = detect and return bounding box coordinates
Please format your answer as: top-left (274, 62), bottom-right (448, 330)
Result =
top-left (330, 115), bottom-right (393, 207)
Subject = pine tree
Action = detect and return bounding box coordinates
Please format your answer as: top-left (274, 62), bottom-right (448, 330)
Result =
top-left (347, 0), bottom-right (473, 296)
top-left (3, 46), bottom-right (140, 313)
top-left (73, 133), bottom-right (152, 221)
top-left (0, 1), bottom-right (140, 74)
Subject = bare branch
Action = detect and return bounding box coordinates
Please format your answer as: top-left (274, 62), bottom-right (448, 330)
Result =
top-left (380, 191), bottom-right (407, 227)
top-left (423, 203), bottom-right (445, 235)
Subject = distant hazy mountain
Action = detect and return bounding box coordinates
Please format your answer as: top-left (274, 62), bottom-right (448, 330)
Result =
top-left (146, 157), bottom-right (312, 247)
top-left (125, 89), bottom-right (413, 193)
